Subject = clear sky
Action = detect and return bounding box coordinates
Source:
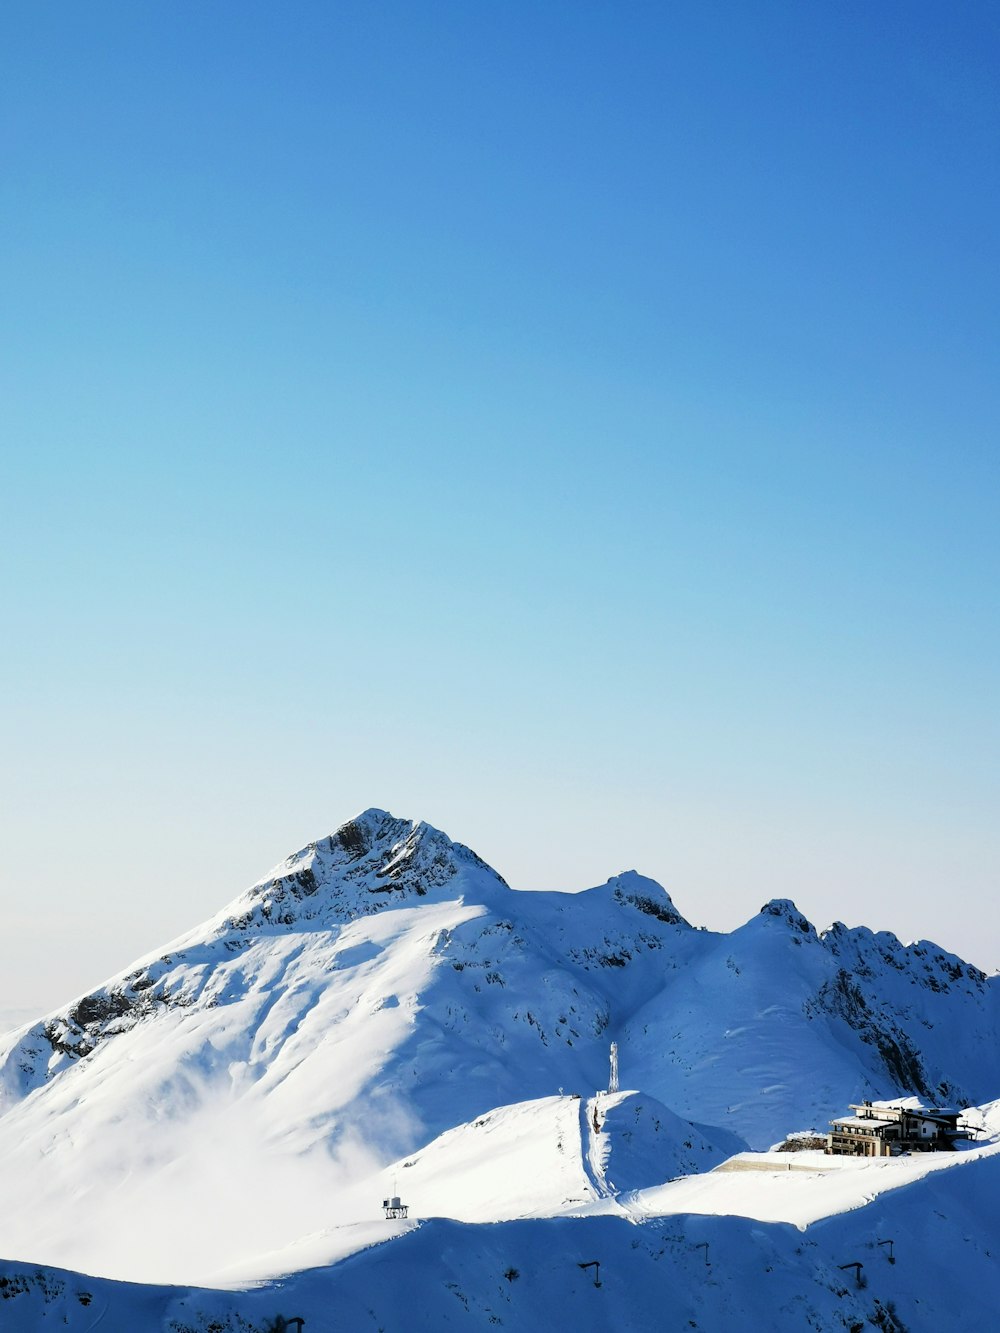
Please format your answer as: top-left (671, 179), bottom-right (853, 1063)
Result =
top-left (2, 1), bottom-right (998, 1016)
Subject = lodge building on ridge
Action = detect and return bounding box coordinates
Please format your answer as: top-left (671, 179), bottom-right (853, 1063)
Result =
top-left (826, 1101), bottom-right (964, 1157)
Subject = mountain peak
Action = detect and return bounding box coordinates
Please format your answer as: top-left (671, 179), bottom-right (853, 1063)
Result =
top-left (221, 808), bottom-right (508, 937)
top-left (757, 898), bottom-right (816, 935)
top-left (604, 871), bottom-right (689, 927)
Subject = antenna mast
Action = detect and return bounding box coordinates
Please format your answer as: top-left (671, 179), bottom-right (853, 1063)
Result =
top-left (608, 1041), bottom-right (619, 1094)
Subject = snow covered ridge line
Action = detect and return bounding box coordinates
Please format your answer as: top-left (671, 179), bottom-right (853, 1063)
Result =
top-left (1, 804), bottom-right (998, 1146)
top-left (0, 808), bottom-right (686, 1083)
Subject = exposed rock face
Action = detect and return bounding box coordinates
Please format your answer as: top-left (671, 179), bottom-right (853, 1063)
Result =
top-left (225, 808), bottom-right (510, 935)
top-left (759, 899), bottom-right (817, 935)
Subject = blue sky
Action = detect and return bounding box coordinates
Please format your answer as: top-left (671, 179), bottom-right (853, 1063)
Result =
top-left (2, 2), bottom-right (998, 1012)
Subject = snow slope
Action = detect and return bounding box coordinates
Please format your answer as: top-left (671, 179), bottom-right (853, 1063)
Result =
top-left (624, 898), bottom-right (1000, 1147)
top-left (6, 1149), bottom-right (1000, 1330)
top-left (1, 806), bottom-right (999, 1320)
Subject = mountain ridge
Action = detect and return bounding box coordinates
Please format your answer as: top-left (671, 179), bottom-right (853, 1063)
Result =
top-left (2, 806), bottom-right (999, 1291)
top-left (2, 807), bottom-right (996, 1129)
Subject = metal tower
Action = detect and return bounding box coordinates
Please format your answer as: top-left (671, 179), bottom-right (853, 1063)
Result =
top-left (608, 1041), bottom-right (619, 1094)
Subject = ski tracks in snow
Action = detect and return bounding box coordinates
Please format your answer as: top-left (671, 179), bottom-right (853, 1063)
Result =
top-left (579, 1095), bottom-right (609, 1200)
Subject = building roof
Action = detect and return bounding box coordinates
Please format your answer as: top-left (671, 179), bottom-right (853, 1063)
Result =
top-left (849, 1103), bottom-right (960, 1124)
top-left (830, 1116), bottom-right (896, 1130)
top-left (854, 1101), bottom-right (958, 1117)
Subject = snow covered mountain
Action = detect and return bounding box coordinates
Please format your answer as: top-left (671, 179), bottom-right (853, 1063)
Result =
top-left (1, 807), bottom-right (999, 1327)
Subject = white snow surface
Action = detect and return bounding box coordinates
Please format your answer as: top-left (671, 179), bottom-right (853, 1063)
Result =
top-left (2, 807), bottom-right (1000, 1328)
